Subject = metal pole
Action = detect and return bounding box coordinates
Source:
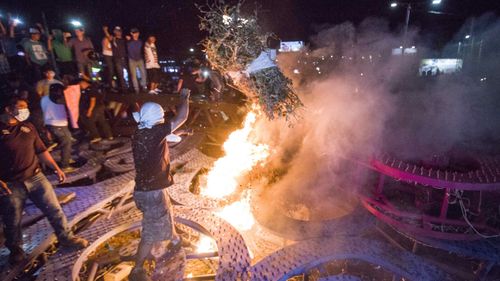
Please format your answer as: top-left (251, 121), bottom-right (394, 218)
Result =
top-left (41, 12), bottom-right (59, 74)
top-left (478, 40), bottom-right (483, 64)
top-left (469, 17), bottom-right (475, 61)
top-left (403, 3), bottom-right (411, 49)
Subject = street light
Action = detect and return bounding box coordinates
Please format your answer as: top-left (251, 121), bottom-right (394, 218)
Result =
top-left (12, 18), bottom-right (22, 25)
top-left (465, 34), bottom-right (471, 39)
top-left (390, 1), bottom-right (442, 48)
top-left (70, 20), bottom-right (83, 28)
top-left (189, 48), bottom-right (195, 53)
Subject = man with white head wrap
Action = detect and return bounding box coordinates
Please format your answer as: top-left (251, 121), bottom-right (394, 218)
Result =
top-left (129, 89), bottom-right (190, 281)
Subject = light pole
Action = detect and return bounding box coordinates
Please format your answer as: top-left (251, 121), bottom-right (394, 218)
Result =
top-left (390, 1), bottom-right (442, 48)
top-left (403, 4), bottom-right (411, 46)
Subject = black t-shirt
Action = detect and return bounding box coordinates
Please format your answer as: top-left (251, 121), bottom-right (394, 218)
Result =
top-left (132, 122), bottom-right (174, 191)
top-left (112, 37), bottom-right (127, 59)
top-left (80, 85), bottom-right (105, 113)
top-left (0, 122), bottom-right (47, 182)
top-left (179, 73), bottom-right (201, 95)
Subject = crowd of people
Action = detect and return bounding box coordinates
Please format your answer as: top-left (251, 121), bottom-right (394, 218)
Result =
top-left (0, 15), bottom-right (162, 94)
top-left (0, 14), bottom-right (170, 171)
top-left (0, 14), bottom-right (172, 273)
top-left (0, 12), bottom-right (231, 280)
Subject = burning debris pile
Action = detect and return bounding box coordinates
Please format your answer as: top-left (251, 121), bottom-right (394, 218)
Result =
top-left (198, 107), bottom-right (270, 233)
top-left (199, 0), bottom-right (303, 120)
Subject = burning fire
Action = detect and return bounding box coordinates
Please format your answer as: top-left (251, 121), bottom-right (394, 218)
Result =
top-left (215, 191), bottom-right (255, 231)
top-left (196, 235), bottom-right (217, 253)
top-left (201, 109), bottom-right (269, 199)
top-left (198, 107), bottom-right (269, 237)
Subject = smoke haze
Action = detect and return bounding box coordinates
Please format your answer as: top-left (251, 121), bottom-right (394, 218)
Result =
top-left (251, 15), bottom-right (500, 222)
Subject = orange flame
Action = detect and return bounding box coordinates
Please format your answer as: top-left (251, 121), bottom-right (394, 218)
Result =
top-left (201, 109), bottom-right (269, 199)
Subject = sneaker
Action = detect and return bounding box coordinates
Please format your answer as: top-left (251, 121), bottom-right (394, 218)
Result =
top-left (168, 237), bottom-right (183, 252)
top-left (90, 137), bottom-right (102, 144)
top-left (47, 142), bottom-right (58, 152)
top-left (59, 236), bottom-right (89, 249)
top-left (129, 267), bottom-right (152, 281)
top-left (166, 134), bottom-right (182, 143)
top-left (57, 192), bottom-right (76, 204)
top-left (62, 166), bottom-right (77, 173)
top-left (8, 246), bottom-right (27, 264)
top-left (148, 90), bottom-right (158, 95)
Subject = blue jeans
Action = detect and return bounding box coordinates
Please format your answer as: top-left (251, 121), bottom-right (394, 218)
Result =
top-left (113, 57), bottom-right (127, 91)
top-left (77, 62), bottom-right (93, 79)
top-left (128, 59), bottom-right (147, 93)
top-left (0, 172), bottom-right (72, 251)
top-left (47, 126), bottom-right (72, 168)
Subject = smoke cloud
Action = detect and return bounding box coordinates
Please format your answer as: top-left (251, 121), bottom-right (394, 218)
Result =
top-left (251, 15), bottom-right (500, 223)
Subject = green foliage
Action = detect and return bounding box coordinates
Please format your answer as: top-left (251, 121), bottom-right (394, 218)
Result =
top-left (199, 0), bottom-right (303, 120)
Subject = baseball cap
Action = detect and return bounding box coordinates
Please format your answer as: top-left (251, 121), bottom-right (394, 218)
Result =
top-left (29, 27), bottom-right (41, 34)
top-left (114, 26), bottom-right (122, 31)
top-left (130, 27), bottom-right (139, 33)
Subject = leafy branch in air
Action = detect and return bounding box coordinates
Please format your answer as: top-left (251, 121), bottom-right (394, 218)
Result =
top-left (198, 0), bottom-right (303, 120)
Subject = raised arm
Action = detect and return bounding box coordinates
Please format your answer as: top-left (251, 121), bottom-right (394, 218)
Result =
top-left (8, 20), bottom-right (15, 38)
top-left (103, 26), bottom-right (112, 41)
top-left (170, 89), bottom-right (190, 132)
top-left (0, 20), bottom-right (6, 36)
top-left (47, 34), bottom-right (53, 51)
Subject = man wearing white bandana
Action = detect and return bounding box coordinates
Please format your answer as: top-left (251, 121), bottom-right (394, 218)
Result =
top-left (129, 89), bottom-right (190, 281)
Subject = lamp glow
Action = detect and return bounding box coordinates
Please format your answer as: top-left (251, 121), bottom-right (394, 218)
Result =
top-left (70, 20), bottom-right (82, 27)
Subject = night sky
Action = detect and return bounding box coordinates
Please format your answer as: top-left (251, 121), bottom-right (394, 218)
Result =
top-left (2, 0), bottom-right (500, 58)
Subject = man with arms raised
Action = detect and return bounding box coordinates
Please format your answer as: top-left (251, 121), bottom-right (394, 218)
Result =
top-left (129, 89), bottom-right (190, 281)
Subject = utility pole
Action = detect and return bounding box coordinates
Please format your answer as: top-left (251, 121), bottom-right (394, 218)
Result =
top-left (41, 12), bottom-right (59, 74)
top-left (403, 3), bottom-right (411, 48)
top-left (469, 17), bottom-right (475, 60)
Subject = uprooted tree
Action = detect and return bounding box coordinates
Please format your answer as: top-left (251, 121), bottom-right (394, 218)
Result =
top-left (198, 0), bottom-right (303, 120)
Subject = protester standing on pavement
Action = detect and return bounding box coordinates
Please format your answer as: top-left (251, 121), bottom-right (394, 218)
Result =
top-left (50, 29), bottom-right (75, 77)
top-left (129, 89), bottom-right (190, 281)
top-left (67, 27), bottom-right (94, 79)
top-left (78, 79), bottom-right (114, 143)
top-left (101, 28), bottom-right (115, 89)
top-left (41, 84), bottom-right (75, 173)
top-left (103, 26), bottom-right (128, 92)
top-left (144, 35), bottom-right (161, 95)
top-left (127, 28), bottom-right (147, 94)
top-left (0, 96), bottom-right (88, 264)
top-left (22, 27), bottom-right (50, 84)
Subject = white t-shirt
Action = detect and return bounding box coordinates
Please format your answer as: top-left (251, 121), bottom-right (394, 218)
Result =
top-left (102, 38), bottom-right (113, 56)
top-left (36, 79), bottom-right (63, 97)
top-left (40, 96), bottom-right (68, 127)
top-left (144, 42), bottom-right (160, 69)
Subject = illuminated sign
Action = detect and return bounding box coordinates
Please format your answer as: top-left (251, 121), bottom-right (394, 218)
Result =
top-left (279, 41), bottom-right (304, 52)
top-left (419, 59), bottom-right (463, 76)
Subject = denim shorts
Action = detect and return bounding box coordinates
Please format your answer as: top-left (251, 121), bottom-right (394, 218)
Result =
top-left (133, 188), bottom-right (174, 243)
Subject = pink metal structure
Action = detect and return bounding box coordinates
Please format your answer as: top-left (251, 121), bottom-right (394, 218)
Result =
top-left (361, 153), bottom-right (500, 240)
